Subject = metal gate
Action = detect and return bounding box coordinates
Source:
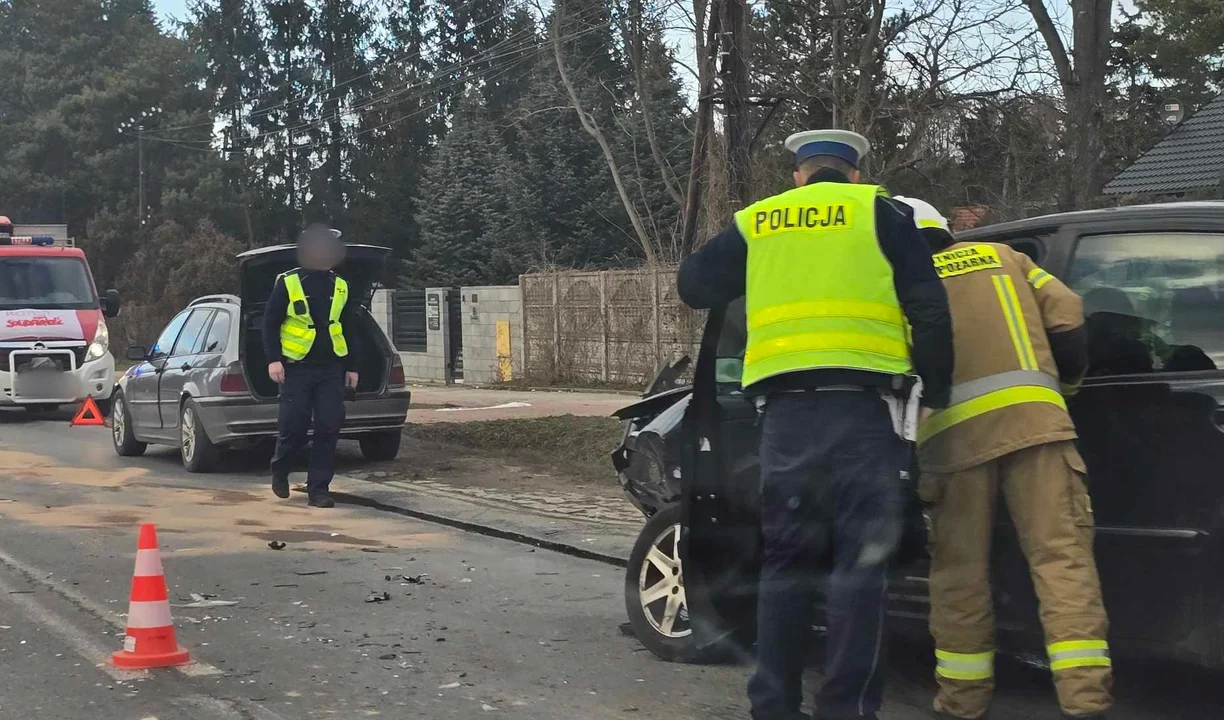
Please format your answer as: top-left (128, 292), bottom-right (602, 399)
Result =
top-left (447, 289), bottom-right (463, 380)
top-left (390, 289), bottom-right (427, 353)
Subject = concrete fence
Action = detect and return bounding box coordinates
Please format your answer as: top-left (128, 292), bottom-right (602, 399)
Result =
top-left (372, 269), bottom-right (702, 386)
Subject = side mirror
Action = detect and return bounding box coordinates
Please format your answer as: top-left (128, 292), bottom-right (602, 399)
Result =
top-left (102, 289), bottom-right (121, 318)
top-left (126, 346), bottom-right (148, 362)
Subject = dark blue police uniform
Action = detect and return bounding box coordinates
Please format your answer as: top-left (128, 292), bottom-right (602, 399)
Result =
top-left (678, 136), bottom-right (953, 720)
top-left (263, 269), bottom-right (359, 501)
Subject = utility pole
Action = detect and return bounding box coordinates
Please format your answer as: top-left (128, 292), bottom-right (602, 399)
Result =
top-left (831, 0), bottom-right (843, 128)
top-left (138, 125), bottom-right (146, 226)
top-left (720, 0), bottom-right (751, 212)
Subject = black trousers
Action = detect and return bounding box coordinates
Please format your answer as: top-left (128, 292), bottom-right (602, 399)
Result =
top-left (747, 391), bottom-right (908, 720)
top-left (270, 362), bottom-right (346, 495)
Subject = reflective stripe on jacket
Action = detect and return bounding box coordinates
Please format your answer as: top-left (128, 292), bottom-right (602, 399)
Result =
top-left (734, 182), bottom-right (912, 388)
top-left (279, 271), bottom-right (349, 361)
top-left (918, 242), bottom-right (1083, 472)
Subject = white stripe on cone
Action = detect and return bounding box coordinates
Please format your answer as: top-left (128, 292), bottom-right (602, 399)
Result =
top-left (133, 549), bottom-right (164, 577)
top-left (126, 600), bottom-right (174, 629)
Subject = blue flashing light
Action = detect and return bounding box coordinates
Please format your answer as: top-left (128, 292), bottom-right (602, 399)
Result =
top-left (31, 235), bottom-right (55, 246)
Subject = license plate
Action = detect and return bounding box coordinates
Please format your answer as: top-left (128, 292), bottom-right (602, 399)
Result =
top-left (13, 370), bottom-right (75, 401)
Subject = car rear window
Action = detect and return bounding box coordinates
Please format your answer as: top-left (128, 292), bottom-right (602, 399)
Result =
top-left (1068, 232), bottom-right (1224, 374)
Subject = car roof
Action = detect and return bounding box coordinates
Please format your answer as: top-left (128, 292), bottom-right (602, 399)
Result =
top-left (957, 201), bottom-right (1224, 241)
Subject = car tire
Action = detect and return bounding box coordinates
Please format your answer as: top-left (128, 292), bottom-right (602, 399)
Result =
top-left (359, 431), bottom-right (402, 462)
top-left (180, 399), bottom-right (219, 473)
top-left (111, 391), bottom-right (146, 457)
top-left (624, 504), bottom-right (703, 662)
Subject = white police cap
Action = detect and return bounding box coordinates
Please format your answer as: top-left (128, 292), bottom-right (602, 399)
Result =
top-left (894, 196), bottom-right (951, 233)
top-left (784, 129), bottom-right (871, 167)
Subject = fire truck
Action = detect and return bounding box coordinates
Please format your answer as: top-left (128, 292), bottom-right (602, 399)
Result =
top-left (0, 216), bottom-right (120, 414)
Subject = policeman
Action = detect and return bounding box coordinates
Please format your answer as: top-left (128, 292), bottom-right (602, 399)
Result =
top-left (894, 197), bottom-right (1111, 720)
top-left (678, 130), bottom-right (954, 720)
top-left (263, 224), bottom-right (360, 509)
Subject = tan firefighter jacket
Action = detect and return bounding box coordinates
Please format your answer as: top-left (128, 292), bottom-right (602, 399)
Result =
top-left (917, 241), bottom-right (1085, 473)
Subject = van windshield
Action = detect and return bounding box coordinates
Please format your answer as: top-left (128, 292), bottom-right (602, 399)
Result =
top-left (0, 257), bottom-right (98, 310)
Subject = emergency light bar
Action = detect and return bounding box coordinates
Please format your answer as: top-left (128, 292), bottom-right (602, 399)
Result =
top-left (0, 235), bottom-right (57, 246)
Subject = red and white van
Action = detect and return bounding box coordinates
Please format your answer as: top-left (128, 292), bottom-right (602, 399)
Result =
top-left (0, 220), bottom-right (120, 414)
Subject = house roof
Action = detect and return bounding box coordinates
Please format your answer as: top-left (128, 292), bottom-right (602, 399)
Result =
top-left (1104, 94), bottom-right (1224, 196)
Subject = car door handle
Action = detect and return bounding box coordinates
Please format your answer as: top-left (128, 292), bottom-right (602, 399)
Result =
top-left (179, 363), bottom-right (192, 371)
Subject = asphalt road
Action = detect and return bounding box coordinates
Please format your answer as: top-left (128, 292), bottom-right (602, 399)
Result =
top-left (0, 407), bottom-right (1220, 719)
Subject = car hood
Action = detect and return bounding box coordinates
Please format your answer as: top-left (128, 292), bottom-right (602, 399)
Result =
top-left (612, 385), bottom-right (692, 420)
top-left (237, 244), bottom-right (390, 308)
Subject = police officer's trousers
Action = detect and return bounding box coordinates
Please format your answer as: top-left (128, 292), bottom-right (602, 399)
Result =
top-left (271, 362), bottom-right (346, 496)
top-left (920, 440), bottom-right (1113, 719)
top-left (748, 391), bottom-right (908, 720)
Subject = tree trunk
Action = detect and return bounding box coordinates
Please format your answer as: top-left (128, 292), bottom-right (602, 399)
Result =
top-left (1024, 0), bottom-right (1112, 210)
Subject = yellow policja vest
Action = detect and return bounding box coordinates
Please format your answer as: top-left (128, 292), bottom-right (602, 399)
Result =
top-left (279, 271), bottom-right (349, 361)
top-left (734, 182), bottom-right (912, 388)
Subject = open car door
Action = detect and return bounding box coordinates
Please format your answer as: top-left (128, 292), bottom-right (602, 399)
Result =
top-left (679, 297), bottom-right (763, 654)
top-left (678, 297), bottom-right (931, 656)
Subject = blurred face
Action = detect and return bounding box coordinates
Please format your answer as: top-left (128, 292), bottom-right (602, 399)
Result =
top-left (297, 234), bottom-right (344, 270)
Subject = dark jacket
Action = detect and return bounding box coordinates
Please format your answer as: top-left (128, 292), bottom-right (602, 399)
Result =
top-left (262, 268), bottom-right (359, 371)
top-left (677, 168), bottom-right (954, 408)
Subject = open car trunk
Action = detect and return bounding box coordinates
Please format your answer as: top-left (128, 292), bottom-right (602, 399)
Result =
top-left (243, 308), bottom-right (390, 399)
top-left (236, 243), bottom-right (392, 399)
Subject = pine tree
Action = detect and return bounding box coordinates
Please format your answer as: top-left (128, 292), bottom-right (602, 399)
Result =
top-left (307, 0), bottom-right (374, 226)
top-left (411, 95), bottom-right (525, 287)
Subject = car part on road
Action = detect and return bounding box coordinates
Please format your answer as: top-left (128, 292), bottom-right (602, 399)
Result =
top-left (359, 430), bottom-right (402, 462)
top-left (268, 541), bottom-right (287, 550)
top-left (180, 399), bottom-right (218, 473)
top-left (110, 391), bottom-right (147, 457)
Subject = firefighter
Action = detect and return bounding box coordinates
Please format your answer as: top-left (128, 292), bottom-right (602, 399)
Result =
top-left (894, 197), bottom-right (1112, 720)
top-left (678, 130), bottom-right (954, 720)
top-left (263, 224), bottom-right (360, 509)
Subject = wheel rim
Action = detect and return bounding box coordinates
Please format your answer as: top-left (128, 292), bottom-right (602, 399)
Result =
top-left (112, 397), bottom-right (125, 445)
top-left (638, 522), bottom-right (691, 638)
top-left (181, 406), bottom-right (195, 462)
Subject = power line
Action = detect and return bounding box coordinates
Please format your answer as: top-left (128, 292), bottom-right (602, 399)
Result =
top-left (147, 15), bottom-right (613, 151)
top-left (158, 0), bottom-right (537, 135)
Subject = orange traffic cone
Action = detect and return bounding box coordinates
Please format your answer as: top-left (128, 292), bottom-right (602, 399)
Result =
top-left (111, 524), bottom-right (192, 669)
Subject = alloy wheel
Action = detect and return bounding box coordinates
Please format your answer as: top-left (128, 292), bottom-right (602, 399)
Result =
top-left (112, 397), bottom-right (125, 445)
top-left (181, 406), bottom-right (196, 463)
top-left (637, 522), bottom-right (690, 638)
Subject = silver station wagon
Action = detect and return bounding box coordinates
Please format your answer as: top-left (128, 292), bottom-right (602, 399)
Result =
top-left (110, 244), bottom-right (410, 471)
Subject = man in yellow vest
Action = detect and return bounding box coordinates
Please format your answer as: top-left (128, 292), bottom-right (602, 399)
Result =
top-left (678, 130), bottom-right (954, 720)
top-left (263, 224), bottom-right (359, 508)
top-left (894, 197), bottom-right (1111, 720)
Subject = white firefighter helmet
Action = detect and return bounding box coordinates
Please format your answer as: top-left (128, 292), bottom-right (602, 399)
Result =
top-left (894, 196), bottom-right (950, 233)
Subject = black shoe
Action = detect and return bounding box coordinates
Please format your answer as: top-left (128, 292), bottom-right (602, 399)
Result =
top-left (308, 493), bottom-right (335, 509)
top-left (271, 474), bottom-right (290, 499)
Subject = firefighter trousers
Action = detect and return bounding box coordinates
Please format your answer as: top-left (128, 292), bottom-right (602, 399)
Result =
top-left (919, 440), bottom-right (1113, 719)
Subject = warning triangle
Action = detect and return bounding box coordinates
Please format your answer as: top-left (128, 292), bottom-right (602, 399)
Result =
top-left (71, 396), bottom-right (105, 426)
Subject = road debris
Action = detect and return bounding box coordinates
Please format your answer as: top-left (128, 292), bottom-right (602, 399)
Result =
top-left (293, 570), bottom-right (328, 576)
top-left (365, 591), bottom-right (391, 603)
top-left (378, 653), bottom-right (397, 660)
top-left (482, 704), bottom-right (497, 712)
top-left (438, 682), bottom-right (461, 689)
top-left (175, 593), bottom-right (239, 608)
top-left (268, 541), bottom-right (287, 550)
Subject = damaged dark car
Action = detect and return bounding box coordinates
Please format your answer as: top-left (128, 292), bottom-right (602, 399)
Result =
top-left (613, 202), bottom-right (1224, 670)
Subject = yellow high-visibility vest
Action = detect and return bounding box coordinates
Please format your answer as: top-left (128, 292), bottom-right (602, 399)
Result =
top-left (734, 182), bottom-right (912, 388)
top-left (279, 271), bottom-right (349, 360)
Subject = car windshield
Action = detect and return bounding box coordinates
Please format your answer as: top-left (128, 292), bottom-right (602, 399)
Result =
top-left (0, 257), bottom-right (98, 310)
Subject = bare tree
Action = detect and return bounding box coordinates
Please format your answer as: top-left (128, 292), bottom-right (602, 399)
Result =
top-left (1023, 0), bottom-right (1112, 209)
top-left (548, 0), bottom-right (661, 265)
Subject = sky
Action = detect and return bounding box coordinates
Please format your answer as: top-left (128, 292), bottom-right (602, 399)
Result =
top-left (153, 0), bottom-right (189, 25)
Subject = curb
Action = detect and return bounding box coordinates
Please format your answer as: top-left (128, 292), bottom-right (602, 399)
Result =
top-left (326, 483), bottom-right (631, 569)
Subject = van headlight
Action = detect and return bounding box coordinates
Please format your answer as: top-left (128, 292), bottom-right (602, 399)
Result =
top-left (85, 317), bottom-right (110, 362)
